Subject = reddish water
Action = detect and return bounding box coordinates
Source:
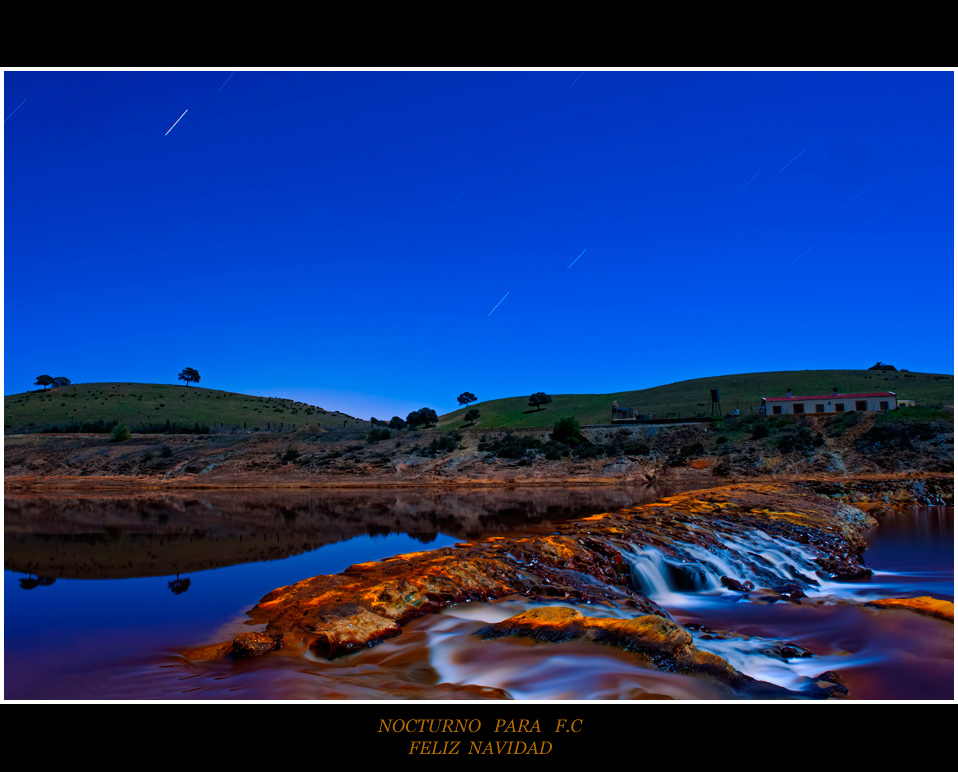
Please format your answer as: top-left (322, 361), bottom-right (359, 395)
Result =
top-left (4, 492), bottom-right (953, 701)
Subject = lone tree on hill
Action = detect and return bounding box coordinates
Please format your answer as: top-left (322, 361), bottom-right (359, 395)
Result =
top-left (458, 392), bottom-right (477, 408)
top-left (178, 367), bottom-right (201, 387)
top-left (528, 392), bottom-right (553, 411)
top-left (464, 408), bottom-right (480, 425)
top-left (34, 375), bottom-right (54, 390)
top-left (52, 377), bottom-right (71, 387)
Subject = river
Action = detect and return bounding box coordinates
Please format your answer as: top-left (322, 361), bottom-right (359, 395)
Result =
top-left (3, 485), bottom-right (953, 701)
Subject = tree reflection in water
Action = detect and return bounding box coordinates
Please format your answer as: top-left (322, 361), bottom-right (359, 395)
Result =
top-left (168, 575), bottom-right (191, 595)
top-left (4, 484), bottom-right (689, 581)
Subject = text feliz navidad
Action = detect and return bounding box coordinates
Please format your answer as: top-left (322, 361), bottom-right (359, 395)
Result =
top-left (378, 717), bottom-right (583, 755)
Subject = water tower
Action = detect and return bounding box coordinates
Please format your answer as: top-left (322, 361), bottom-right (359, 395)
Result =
top-left (709, 389), bottom-right (721, 417)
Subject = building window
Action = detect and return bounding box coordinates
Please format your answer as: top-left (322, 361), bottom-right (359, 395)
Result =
top-left (835, 403), bottom-right (845, 412)
top-left (880, 401), bottom-right (889, 411)
top-left (815, 404), bottom-right (825, 413)
top-left (855, 401), bottom-right (867, 411)
top-left (772, 405), bottom-right (782, 415)
top-left (792, 403), bottom-right (804, 414)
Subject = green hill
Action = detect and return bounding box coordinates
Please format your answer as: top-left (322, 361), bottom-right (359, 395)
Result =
top-left (3, 382), bottom-right (366, 434)
top-left (437, 370), bottom-right (955, 430)
top-left (5, 370), bottom-right (953, 436)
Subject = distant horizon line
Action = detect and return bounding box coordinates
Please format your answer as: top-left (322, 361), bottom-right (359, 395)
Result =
top-left (8, 366), bottom-right (953, 405)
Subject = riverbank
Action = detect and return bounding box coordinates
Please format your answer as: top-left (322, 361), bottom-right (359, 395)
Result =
top-left (4, 409), bottom-right (953, 494)
top-left (5, 469), bottom-right (952, 700)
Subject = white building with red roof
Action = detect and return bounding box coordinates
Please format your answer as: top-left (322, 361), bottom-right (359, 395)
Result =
top-left (761, 388), bottom-right (897, 416)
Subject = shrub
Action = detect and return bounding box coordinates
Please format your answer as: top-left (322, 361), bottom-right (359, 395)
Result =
top-left (110, 423), bottom-right (132, 442)
top-left (160, 444), bottom-right (173, 458)
top-left (542, 443), bottom-right (564, 460)
top-left (419, 432), bottom-right (461, 456)
top-left (826, 411), bottom-right (862, 437)
top-left (573, 443), bottom-right (603, 459)
top-left (368, 428), bottom-right (392, 443)
top-left (606, 429), bottom-right (650, 456)
top-left (551, 417), bottom-right (583, 447)
top-left (479, 433), bottom-right (542, 459)
top-left (282, 446), bottom-right (300, 463)
top-left (776, 425), bottom-right (824, 453)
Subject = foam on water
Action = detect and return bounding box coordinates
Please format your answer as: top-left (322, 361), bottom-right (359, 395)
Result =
top-left (620, 528), bottom-right (886, 608)
top-left (686, 627), bottom-right (887, 691)
top-left (426, 514), bottom-right (953, 698)
top-left (425, 610), bottom-right (730, 700)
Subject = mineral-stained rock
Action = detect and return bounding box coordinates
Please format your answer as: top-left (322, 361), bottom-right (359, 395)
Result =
top-left (475, 606), bottom-right (804, 699)
top-left (241, 533), bottom-right (663, 658)
top-left (181, 640), bottom-right (234, 662)
top-left (307, 603), bottom-right (403, 658)
top-left (211, 483), bottom-right (880, 688)
top-left (232, 631), bottom-right (285, 658)
top-left (864, 596), bottom-right (954, 622)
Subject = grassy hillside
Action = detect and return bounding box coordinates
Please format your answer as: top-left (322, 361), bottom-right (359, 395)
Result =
top-left (5, 370), bottom-right (953, 435)
top-left (436, 370), bottom-right (955, 430)
top-left (3, 382), bottom-right (366, 434)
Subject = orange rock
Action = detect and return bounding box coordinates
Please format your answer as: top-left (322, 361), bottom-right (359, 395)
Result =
top-left (232, 631), bottom-right (285, 658)
top-left (205, 483), bottom-right (882, 671)
top-left (180, 640), bottom-right (234, 661)
top-left (864, 596), bottom-right (954, 622)
top-left (476, 606), bottom-right (800, 698)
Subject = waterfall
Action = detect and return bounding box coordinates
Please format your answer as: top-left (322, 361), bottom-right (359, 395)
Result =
top-left (620, 528), bottom-right (876, 608)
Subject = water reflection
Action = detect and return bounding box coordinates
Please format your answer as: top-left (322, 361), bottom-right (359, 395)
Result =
top-left (4, 484), bottom-right (686, 582)
top-left (4, 488), bottom-right (952, 701)
top-left (18, 575), bottom-right (57, 590)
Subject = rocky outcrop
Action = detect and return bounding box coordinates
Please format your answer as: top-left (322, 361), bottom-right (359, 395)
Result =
top-left (179, 483), bottom-right (884, 698)
top-left (864, 596), bottom-right (954, 622)
top-left (475, 607), bottom-right (813, 699)
top-left (234, 530), bottom-right (662, 659)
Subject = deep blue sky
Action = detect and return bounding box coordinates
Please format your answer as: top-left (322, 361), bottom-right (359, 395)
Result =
top-left (3, 69), bottom-right (954, 420)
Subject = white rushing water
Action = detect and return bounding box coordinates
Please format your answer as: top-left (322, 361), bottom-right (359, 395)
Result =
top-left (426, 516), bottom-right (954, 699)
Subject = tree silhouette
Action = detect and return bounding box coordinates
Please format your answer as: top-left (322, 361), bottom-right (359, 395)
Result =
top-left (34, 375), bottom-right (54, 390)
top-left (168, 575), bottom-right (191, 595)
top-left (178, 367), bottom-right (201, 386)
top-left (52, 376), bottom-right (71, 387)
top-left (464, 408), bottom-right (480, 425)
top-left (457, 392), bottom-right (477, 408)
top-left (406, 408), bottom-right (439, 428)
top-left (528, 392), bottom-right (553, 411)
top-left (19, 574), bottom-right (56, 590)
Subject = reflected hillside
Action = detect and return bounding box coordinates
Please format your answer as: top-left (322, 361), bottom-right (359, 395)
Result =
top-left (4, 485), bottom-right (687, 580)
